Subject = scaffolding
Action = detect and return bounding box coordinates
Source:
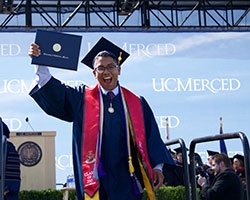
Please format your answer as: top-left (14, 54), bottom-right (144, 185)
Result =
top-left (0, 0), bottom-right (250, 32)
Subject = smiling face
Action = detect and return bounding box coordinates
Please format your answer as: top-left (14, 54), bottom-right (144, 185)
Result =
top-left (93, 55), bottom-right (121, 90)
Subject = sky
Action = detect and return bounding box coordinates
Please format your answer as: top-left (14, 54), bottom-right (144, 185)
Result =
top-left (1, 31), bottom-right (249, 186)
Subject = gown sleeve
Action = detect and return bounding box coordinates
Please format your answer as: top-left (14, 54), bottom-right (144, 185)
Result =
top-left (30, 76), bottom-right (86, 200)
top-left (29, 76), bottom-right (84, 122)
top-left (140, 96), bottom-right (175, 167)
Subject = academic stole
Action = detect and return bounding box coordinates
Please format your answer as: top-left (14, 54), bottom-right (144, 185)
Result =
top-left (82, 84), bottom-right (155, 200)
top-left (82, 84), bottom-right (100, 200)
top-left (121, 87), bottom-right (155, 200)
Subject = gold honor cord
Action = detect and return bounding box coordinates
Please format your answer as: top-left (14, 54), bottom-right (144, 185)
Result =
top-left (121, 89), bottom-right (155, 200)
top-left (97, 87), bottom-right (104, 162)
top-left (84, 192), bottom-right (99, 200)
top-left (120, 89), bottom-right (133, 175)
top-left (128, 118), bottom-right (155, 200)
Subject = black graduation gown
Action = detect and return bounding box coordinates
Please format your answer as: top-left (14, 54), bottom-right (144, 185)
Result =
top-left (172, 162), bottom-right (185, 186)
top-left (29, 77), bottom-right (174, 200)
top-left (5, 141), bottom-right (21, 200)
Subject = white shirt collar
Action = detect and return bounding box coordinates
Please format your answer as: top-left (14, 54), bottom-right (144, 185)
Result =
top-left (100, 85), bottom-right (119, 96)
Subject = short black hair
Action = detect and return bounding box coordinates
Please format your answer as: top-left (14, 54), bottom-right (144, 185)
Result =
top-left (93, 51), bottom-right (118, 68)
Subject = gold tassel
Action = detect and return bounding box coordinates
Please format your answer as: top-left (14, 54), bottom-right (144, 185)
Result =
top-left (118, 52), bottom-right (122, 65)
top-left (129, 156), bottom-right (135, 174)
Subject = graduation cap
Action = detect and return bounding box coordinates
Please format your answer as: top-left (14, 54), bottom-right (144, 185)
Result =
top-left (174, 147), bottom-right (188, 154)
top-left (81, 37), bottom-right (130, 69)
top-left (207, 150), bottom-right (219, 156)
top-left (233, 154), bottom-right (244, 163)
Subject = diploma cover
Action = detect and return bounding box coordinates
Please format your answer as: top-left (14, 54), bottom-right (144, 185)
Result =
top-left (32, 29), bottom-right (82, 71)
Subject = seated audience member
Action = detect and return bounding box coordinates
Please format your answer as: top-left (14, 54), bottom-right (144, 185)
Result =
top-left (232, 153), bottom-right (246, 199)
top-left (194, 153), bottom-right (206, 178)
top-left (162, 163), bottom-right (175, 186)
top-left (202, 150), bottom-right (219, 185)
top-left (206, 150), bottom-right (219, 167)
top-left (232, 154), bottom-right (245, 178)
top-left (172, 147), bottom-right (188, 186)
top-left (163, 148), bottom-right (176, 186)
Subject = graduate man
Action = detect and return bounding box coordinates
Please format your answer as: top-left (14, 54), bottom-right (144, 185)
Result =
top-left (28, 37), bottom-right (174, 200)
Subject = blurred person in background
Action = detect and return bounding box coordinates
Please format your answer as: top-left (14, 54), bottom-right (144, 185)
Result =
top-left (198, 153), bottom-right (244, 200)
top-left (2, 121), bottom-right (21, 200)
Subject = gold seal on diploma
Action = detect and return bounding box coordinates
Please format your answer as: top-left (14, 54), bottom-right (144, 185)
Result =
top-left (53, 43), bottom-right (61, 52)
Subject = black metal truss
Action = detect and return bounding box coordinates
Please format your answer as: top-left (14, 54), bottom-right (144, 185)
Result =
top-left (1, 0), bottom-right (250, 32)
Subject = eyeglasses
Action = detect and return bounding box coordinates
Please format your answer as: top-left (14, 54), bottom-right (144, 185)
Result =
top-left (94, 64), bottom-right (117, 73)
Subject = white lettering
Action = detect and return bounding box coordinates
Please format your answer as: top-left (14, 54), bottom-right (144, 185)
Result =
top-left (164, 78), bottom-right (176, 91)
top-left (0, 79), bottom-right (86, 94)
top-left (84, 171), bottom-right (93, 177)
top-left (55, 154), bottom-right (73, 170)
top-left (3, 118), bottom-right (22, 131)
top-left (229, 78), bottom-right (240, 91)
top-left (0, 79), bottom-right (36, 94)
top-left (124, 42), bottom-right (176, 57)
top-left (152, 78), bottom-right (165, 92)
top-left (177, 78), bottom-right (191, 91)
top-left (0, 44), bottom-right (21, 56)
top-left (152, 78), bottom-right (241, 93)
top-left (88, 41), bottom-right (176, 57)
top-left (155, 115), bottom-right (180, 128)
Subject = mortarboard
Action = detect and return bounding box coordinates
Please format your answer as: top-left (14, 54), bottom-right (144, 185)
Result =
top-left (207, 150), bottom-right (219, 156)
top-left (194, 152), bottom-right (201, 159)
top-left (81, 37), bottom-right (130, 69)
top-left (174, 147), bottom-right (188, 154)
top-left (233, 154), bottom-right (244, 163)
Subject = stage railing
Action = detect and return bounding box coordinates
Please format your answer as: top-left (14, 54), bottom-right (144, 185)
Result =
top-left (165, 138), bottom-right (191, 200)
top-left (189, 132), bottom-right (250, 200)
